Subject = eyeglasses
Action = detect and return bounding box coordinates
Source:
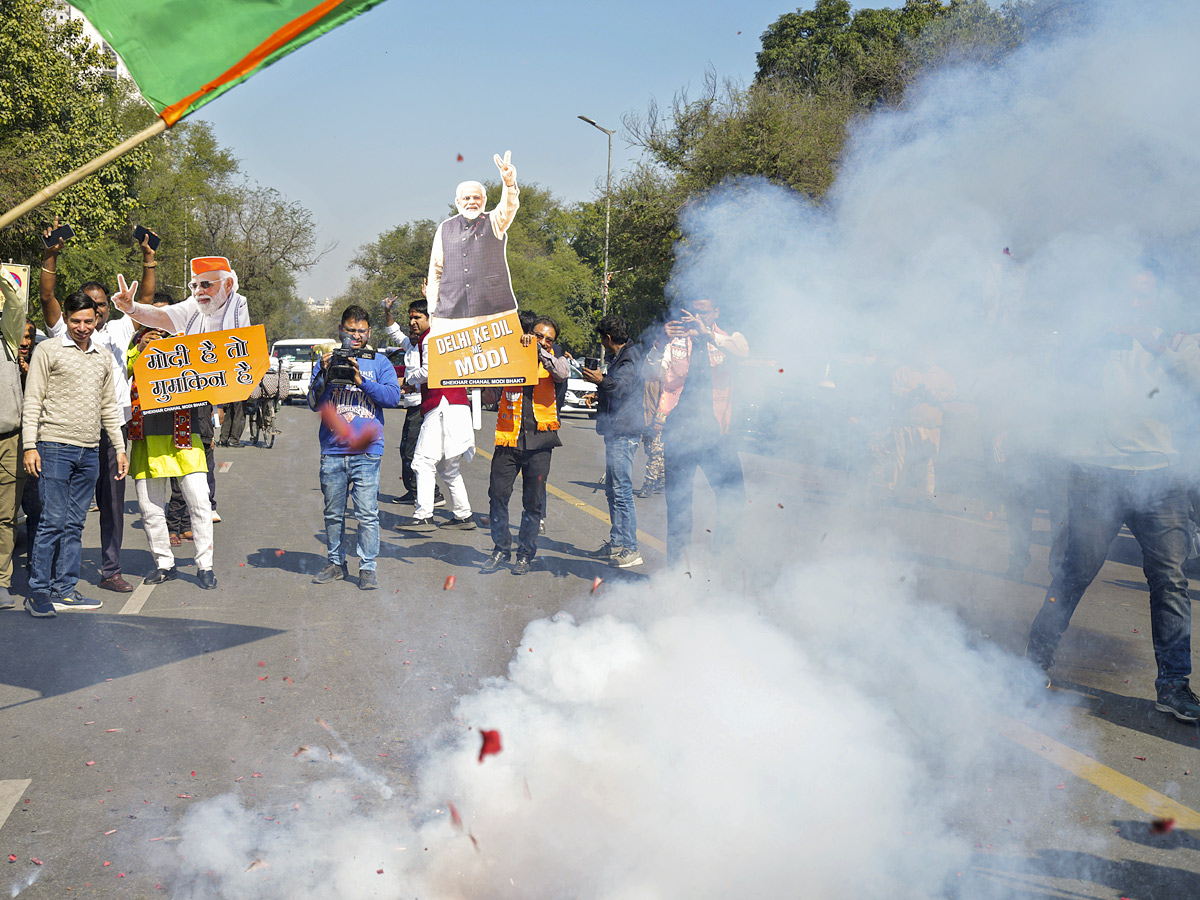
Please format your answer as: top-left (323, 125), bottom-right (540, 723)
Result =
top-left (341, 327), bottom-right (370, 336)
top-left (189, 280), bottom-right (222, 291)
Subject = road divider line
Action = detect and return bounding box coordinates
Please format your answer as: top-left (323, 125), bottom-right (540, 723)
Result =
top-left (0, 779), bottom-right (31, 834)
top-left (119, 579), bottom-right (154, 616)
top-left (997, 715), bottom-right (1200, 827)
top-left (473, 447), bottom-right (666, 554)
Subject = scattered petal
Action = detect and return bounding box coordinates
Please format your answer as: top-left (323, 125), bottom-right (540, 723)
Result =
top-left (448, 801), bottom-right (462, 829)
top-left (1151, 818), bottom-right (1177, 834)
top-left (257, 661), bottom-right (266, 667)
top-left (86, 761), bottom-right (95, 766)
top-left (30, 858), bottom-right (42, 866)
top-left (275, 549), bottom-right (285, 557)
top-left (258, 676), bottom-right (268, 681)
top-left (104, 830), bottom-right (116, 836)
top-left (246, 859), bottom-right (268, 871)
top-left (456, 154), bottom-right (464, 162)
top-left (1134, 756), bottom-right (1147, 761)
top-left (478, 729), bottom-right (502, 763)
top-left (591, 576), bottom-right (603, 594)
top-left (444, 575), bottom-right (456, 591)
top-left (7, 854), bottom-right (15, 862)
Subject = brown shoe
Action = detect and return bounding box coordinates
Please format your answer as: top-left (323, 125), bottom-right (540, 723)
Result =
top-left (98, 575), bottom-right (134, 593)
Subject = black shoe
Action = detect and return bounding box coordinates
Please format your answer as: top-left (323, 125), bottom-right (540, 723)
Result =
top-left (227, 439), bottom-right (241, 448)
top-left (1024, 641), bottom-right (1052, 688)
top-left (358, 569), bottom-right (378, 591)
top-left (396, 491), bottom-right (417, 504)
top-left (1156, 681), bottom-right (1200, 722)
top-left (144, 567), bottom-right (178, 585)
top-left (635, 483), bottom-right (657, 499)
top-left (403, 517), bottom-right (436, 533)
top-left (440, 515), bottom-right (477, 530)
top-left (433, 491), bottom-right (447, 509)
top-left (25, 595), bottom-right (55, 618)
top-left (197, 569), bottom-right (217, 590)
top-left (512, 555), bottom-right (531, 576)
top-left (312, 563), bottom-right (348, 584)
top-left (481, 550), bottom-right (510, 573)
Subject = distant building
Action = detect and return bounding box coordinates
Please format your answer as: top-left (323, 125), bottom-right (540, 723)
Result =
top-left (307, 297), bottom-right (333, 315)
top-left (49, 3), bottom-right (131, 80)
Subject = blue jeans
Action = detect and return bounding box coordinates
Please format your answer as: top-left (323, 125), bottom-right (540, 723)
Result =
top-left (604, 436), bottom-right (639, 552)
top-left (30, 442), bottom-right (100, 599)
top-left (319, 453), bottom-right (381, 571)
top-left (1028, 465), bottom-right (1192, 694)
top-left (664, 434), bottom-right (745, 567)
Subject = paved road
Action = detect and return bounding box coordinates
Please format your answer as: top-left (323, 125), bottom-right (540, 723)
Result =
top-left (1, 403), bottom-right (1198, 897)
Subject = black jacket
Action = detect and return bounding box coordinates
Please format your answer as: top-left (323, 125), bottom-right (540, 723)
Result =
top-left (596, 343), bottom-right (644, 437)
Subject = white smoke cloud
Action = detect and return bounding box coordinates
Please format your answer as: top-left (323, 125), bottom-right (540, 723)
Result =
top-left (164, 1), bottom-right (1196, 896)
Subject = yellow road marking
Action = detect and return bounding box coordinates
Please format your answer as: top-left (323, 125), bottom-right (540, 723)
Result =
top-left (474, 447), bottom-right (666, 554)
top-left (997, 715), bottom-right (1200, 827)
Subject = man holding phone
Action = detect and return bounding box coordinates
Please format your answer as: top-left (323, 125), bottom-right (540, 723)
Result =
top-left (40, 217), bottom-right (158, 594)
top-left (646, 299), bottom-right (749, 567)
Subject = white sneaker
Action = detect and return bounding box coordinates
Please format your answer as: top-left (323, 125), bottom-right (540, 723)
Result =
top-left (212, 511), bottom-right (222, 523)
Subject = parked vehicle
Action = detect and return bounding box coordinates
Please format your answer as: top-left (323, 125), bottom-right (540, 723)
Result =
top-left (561, 358), bottom-right (600, 417)
top-left (271, 338), bottom-right (331, 402)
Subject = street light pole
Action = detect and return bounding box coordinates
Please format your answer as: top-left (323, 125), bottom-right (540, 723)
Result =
top-left (578, 115), bottom-right (614, 320)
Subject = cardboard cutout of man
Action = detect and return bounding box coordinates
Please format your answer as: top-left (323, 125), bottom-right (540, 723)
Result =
top-left (427, 151), bottom-right (520, 324)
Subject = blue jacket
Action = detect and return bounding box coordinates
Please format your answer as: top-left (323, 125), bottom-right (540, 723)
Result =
top-left (596, 342), bottom-right (644, 437)
top-left (308, 350), bottom-right (402, 455)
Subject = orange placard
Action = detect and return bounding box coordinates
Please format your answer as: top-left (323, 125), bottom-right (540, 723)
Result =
top-left (133, 325), bottom-right (270, 413)
top-left (428, 310), bottom-right (537, 388)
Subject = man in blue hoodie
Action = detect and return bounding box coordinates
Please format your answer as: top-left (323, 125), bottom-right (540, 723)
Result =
top-left (308, 305), bottom-right (402, 590)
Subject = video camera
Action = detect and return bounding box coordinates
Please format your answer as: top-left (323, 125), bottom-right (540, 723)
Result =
top-left (327, 335), bottom-right (376, 386)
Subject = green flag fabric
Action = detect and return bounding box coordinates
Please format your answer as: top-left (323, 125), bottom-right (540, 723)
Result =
top-left (71, 0), bottom-right (387, 125)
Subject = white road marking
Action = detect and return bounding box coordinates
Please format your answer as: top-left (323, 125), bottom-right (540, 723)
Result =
top-left (217, 461), bottom-right (233, 473)
top-left (0, 779), bottom-right (31, 833)
top-left (118, 580), bottom-right (155, 616)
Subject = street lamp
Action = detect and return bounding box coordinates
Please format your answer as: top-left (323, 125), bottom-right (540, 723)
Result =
top-left (578, 115), bottom-right (614, 320)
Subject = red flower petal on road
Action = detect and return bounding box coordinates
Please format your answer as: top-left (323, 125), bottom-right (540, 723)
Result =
top-left (456, 154), bottom-right (464, 162)
top-left (178, 793), bottom-right (192, 799)
top-left (30, 858), bottom-right (42, 866)
top-left (103, 861), bottom-right (111, 866)
top-left (448, 801), bottom-right (462, 829)
top-left (257, 661), bottom-right (266, 667)
top-left (1151, 818), bottom-right (1177, 834)
top-left (7, 854), bottom-right (15, 862)
top-left (258, 676), bottom-right (268, 681)
top-left (275, 549), bottom-right (285, 557)
top-left (86, 761), bottom-right (95, 766)
top-left (444, 575), bottom-right (456, 591)
top-left (478, 729), bottom-right (502, 762)
top-left (591, 576), bottom-right (603, 593)
top-left (1134, 756), bottom-right (1147, 761)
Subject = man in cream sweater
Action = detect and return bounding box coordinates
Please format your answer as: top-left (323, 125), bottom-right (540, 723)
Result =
top-left (21, 292), bottom-right (127, 617)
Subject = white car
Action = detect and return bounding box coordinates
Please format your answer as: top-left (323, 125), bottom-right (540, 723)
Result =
top-left (561, 358), bottom-right (602, 417)
top-left (270, 338), bottom-right (331, 402)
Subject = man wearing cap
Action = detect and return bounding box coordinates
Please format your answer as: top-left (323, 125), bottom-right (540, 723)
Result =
top-left (40, 223), bottom-right (158, 594)
top-left (427, 151), bottom-right (520, 323)
top-left (111, 256), bottom-right (250, 337)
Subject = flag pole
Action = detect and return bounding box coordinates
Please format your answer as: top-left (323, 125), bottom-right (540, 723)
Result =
top-left (0, 117), bottom-right (169, 231)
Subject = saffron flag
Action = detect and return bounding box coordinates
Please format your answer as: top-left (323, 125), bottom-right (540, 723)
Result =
top-left (71, 0), bottom-right (387, 125)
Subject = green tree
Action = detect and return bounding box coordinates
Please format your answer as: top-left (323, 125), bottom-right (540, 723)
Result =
top-left (0, 0), bottom-right (152, 273)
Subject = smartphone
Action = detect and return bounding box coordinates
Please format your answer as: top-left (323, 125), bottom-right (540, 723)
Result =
top-left (133, 225), bottom-right (161, 251)
top-left (42, 223), bottom-right (75, 248)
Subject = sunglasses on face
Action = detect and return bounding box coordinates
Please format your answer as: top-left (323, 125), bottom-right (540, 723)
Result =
top-left (189, 280), bottom-right (221, 291)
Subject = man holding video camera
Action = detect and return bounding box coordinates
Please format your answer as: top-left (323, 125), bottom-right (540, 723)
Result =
top-left (307, 305), bottom-right (401, 590)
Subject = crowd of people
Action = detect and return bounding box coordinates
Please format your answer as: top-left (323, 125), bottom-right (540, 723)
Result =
top-left (7, 165), bottom-right (1198, 732)
top-left (308, 290), bottom-right (751, 588)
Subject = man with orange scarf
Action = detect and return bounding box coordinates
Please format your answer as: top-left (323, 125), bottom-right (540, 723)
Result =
top-left (480, 315), bottom-right (568, 575)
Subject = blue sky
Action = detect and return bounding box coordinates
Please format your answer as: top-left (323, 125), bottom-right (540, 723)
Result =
top-left (194, 0), bottom-right (797, 302)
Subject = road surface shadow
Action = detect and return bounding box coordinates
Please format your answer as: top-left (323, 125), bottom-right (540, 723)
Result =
top-left (0, 614), bottom-right (283, 710)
